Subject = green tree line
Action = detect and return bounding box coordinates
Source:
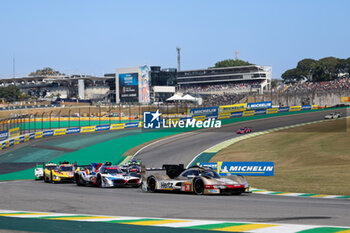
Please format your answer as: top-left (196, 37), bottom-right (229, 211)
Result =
top-left (0, 86), bottom-right (25, 101)
top-left (282, 57), bottom-right (350, 83)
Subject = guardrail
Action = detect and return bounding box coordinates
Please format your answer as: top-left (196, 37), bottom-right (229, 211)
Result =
top-left (0, 122), bottom-right (142, 151)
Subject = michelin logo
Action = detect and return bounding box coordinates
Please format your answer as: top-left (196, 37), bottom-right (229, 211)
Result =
top-left (143, 110), bottom-right (162, 129)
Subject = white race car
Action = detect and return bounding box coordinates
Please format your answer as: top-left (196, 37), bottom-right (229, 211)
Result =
top-left (75, 162), bottom-right (141, 188)
top-left (324, 112), bottom-right (341, 119)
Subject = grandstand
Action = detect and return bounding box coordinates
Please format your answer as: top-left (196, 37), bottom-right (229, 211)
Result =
top-left (176, 65), bottom-right (271, 106)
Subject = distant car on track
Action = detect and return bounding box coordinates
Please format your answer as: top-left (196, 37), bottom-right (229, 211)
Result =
top-left (75, 162), bottom-right (141, 188)
top-left (44, 162), bottom-right (74, 183)
top-left (324, 112), bottom-right (341, 119)
top-left (236, 127), bottom-right (252, 134)
top-left (142, 165), bottom-right (250, 195)
top-left (34, 163), bottom-right (57, 180)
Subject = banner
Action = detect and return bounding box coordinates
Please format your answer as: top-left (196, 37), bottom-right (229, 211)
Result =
top-left (289, 106), bottom-right (301, 111)
top-left (66, 128), bottom-right (81, 134)
top-left (230, 112), bottom-right (243, 118)
top-left (43, 130), bottom-right (54, 137)
top-left (95, 125), bottom-right (110, 131)
top-left (8, 127), bottom-right (20, 138)
top-left (81, 126), bottom-right (96, 133)
top-left (242, 110), bottom-right (255, 117)
top-left (124, 122), bottom-right (140, 128)
top-left (278, 106), bottom-right (290, 112)
top-left (110, 123), bottom-right (125, 130)
top-left (254, 109), bottom-right (267, 115)
top-left (219, 103), bottom-right (247, 114)
top-left (247, 101), bottom-right (272, 110)
top-left (0, 130), bottom-right (8, 141)
top-left (138, 65), bottom-right (151, 104)
top-left (119, 73), bottom-right (139, 102)
top-left (190, 106), bottom-right (218, 117)
top-left (311, 105), bottom-right (319, 110)
top-left (35, 132), bottom-right (43, 139)
top-left (54, 129), bottom-right (67, 136)
top-left (199, 162), bottom-right (274, 176)
top-left (301, 105), bottom-right (311, 110)
top-left (266, 108), bottom-right (278, 114)
top-left (341, 97), bottom-right (350, 103)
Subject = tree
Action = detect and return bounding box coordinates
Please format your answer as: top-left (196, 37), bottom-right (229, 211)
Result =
top-left (29, 67), bottom-right (65, 76)
top-left (281, 68), bottom-right (304, 83)
top-left (213, 59), bottom-right (252, 68)
top-left (0, 85), bottom-right (21, 101)
top-left (282, 56), bottom-right (350, 83)
top-left (296, 58), bottom-right (316, 81)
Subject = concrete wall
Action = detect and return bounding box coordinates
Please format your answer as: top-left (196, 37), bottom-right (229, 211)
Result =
top-left (248, 90), bottom-right (350, 107)
top-left (44, 87), bottom-right (69, 98)
top-left (84, 86), bottom-right (110, 99)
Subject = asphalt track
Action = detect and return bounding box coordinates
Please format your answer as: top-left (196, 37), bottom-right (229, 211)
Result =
top-left (0, 108), bottom-right (349, 228)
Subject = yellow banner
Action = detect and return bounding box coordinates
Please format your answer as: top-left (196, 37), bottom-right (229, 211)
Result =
top-left (54, 129), bottom-right (67, 136)
top-left (242, 110), bottom-right (255, 117)
top-left (311, 105), bottom-right (319, 109)
top-left (8, 127), bottom-right (20, 138)
top-left (35, 132), bottom-right (43, 139)
top-left (219, 103), bottom-right (247, 114)
top-left (81, 126), bottom-right (96, 133)
top-left (193, 116), bottom-right (206, 121)
top-left (341, 97), bottom-right (350, 103)
top-left (266, 108), bottom-right (278, 114)
top-left (24, 135), bottom-right (30, 142)
top-left (289, 106), bottom-right (301, 111)
top-left (110, 123), bottom-right (125, 130)
top-left (14, 138), bottom-right (20, 145)
top-left (217, 115), bottom-right (230, 119)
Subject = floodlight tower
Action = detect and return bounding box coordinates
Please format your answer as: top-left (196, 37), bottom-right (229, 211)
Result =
top-left (235, 51), bottom-right (238, 60)
top-left (176, 47), bottom-right (181, 71)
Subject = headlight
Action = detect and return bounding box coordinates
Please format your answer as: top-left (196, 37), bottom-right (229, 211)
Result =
top-left (54, 176), bottom-right (59, 180)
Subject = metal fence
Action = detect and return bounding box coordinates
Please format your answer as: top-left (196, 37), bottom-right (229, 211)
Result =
top-left (0, 103), bottom-right (198, 135)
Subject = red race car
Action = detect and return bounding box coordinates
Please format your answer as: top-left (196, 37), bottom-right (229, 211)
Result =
top-left (236, 127), bottom-right (252, 134)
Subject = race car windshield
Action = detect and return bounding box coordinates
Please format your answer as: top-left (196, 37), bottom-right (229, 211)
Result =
top-left (102, 168), bottom-right (122, 174)
top-left (59, 166), bottom-right (73, 171)
top-left (200, 170), bottom-right (221, 178)
top-left (46, 166), bottom-right (57, 170)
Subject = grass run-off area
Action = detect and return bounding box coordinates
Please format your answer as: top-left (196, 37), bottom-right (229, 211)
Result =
top-left (211, 118), bottom-right (350, 195)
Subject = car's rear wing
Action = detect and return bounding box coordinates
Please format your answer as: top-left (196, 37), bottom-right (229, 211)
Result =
top-left (141, 164), bottom-right (185, 179)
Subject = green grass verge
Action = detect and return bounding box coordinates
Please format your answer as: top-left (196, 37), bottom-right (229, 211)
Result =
top-left (211, 118), bottom-right (350, 195)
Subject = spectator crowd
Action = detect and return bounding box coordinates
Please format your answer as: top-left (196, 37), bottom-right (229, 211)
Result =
top-left (285, 78), bottom-right (350, 94)
top-left (178, 81), bottom-right (262, 94)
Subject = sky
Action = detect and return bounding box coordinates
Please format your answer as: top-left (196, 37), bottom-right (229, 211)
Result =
top-left (0, 0), bottom-right (349, 79)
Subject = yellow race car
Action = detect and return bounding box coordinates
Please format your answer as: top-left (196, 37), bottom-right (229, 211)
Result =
top-left (44, 161), bottom-right (75, 183)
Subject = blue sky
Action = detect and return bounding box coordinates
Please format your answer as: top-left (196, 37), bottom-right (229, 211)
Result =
top-left (0, 0), bottom-right (349, 79)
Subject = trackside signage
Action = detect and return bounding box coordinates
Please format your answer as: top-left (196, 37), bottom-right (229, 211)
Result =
top-left (189, 106), bottom-right (218, 117)
top-left (247, 101), bottom-right (272, 110)
top-left (199, 161), bottom-right (274, 176)
top-left (143, 110), bottom-right (221, 129)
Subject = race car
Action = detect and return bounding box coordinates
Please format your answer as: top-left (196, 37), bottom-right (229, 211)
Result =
top-left (128, 159), bottom-right (142, 166)
top-left (120, 159), bottom-right (142, 176)
top-left (324, 112), bottom-right (342, 119)
top-left (75, 162), bottom-right (141, 188)
top-left (34, 163), bottom-right (57, 180)
top-left (236, 127), bottom-right (252, 134)
top-left (142, 164), bottom-right (250, 195)
top-left (44, 161), bottom-right (75, 183)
